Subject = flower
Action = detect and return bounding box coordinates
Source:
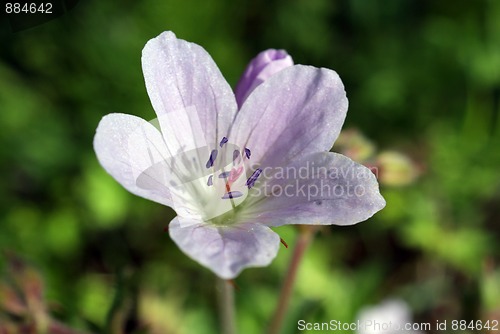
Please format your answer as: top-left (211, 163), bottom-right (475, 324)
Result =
top-left (93, 31), bottom-right (385, 279)
top-left (356, 299), bottom-right (424, 334)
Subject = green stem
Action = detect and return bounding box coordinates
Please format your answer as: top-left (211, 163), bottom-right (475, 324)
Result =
top-left (267, 226), bottom-right (317, 334)
top-left (217, 277), bottom-right (236, 334)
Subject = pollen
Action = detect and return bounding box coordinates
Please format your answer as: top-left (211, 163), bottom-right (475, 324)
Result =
top-left (246, 168), bottom-right (262, 189)
top-left (244, 147), bottom-right (251, 159)
top-left (206, 149), bottom-right (218, 168)
top-left (219, 137), bottom-right (228, 147)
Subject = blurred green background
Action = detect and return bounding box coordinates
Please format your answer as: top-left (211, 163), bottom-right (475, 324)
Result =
top-left (1, 0), bottom-right (499, 333)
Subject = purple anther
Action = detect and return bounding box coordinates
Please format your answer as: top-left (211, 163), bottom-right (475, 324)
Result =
top-left (218, 171), bottom-right (231, 179)
top-left (207, 175), bottom-right (213, 186)
top-left (205, 149), bottom-right (218, 168)
top-left (233, 150), bottom-right (241, 165)
top-left (246, 168), bottom-right (263, 189)
top-left (219, 137), bottom-right (228, 147)
top-left (221, 191), bottom-right (243, 199)
top-left (244, 148), bottom-right (251, 159)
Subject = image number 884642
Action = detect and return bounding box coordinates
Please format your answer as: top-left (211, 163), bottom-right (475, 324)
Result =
top-left (5, 3), bottom-right (53, 14)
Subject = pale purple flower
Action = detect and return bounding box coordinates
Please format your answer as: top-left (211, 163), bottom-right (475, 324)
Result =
top-left (356, 299), bottom-right (425, 334)
top-left (93, 31), bottom-right (385, 279)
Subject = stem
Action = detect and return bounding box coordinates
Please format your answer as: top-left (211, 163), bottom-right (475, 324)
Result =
top-left (267, 226), bottom-right (317, 334)
top-left (217, 277), bottom-right (236, 334)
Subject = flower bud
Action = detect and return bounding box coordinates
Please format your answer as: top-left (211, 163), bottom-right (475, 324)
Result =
top-left (376, 151), bottom-right (418, 186)
top-left (235, 49), bottom-right (294, 108)
top-left (334, 128), bottom-right (376, 163)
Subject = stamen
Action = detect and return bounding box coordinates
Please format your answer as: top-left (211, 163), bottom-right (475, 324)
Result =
top-left (205, 149), bottom-right (218, 168)
top-left (219, 137), bottom-right (228, 147)
top-left (221, 191), bottom-right (243, 199)
top-left (233, 150), bottom-right (241, 165)
top-left (218, 171), bottom-right (231, 179)
top-left (244, 148), bottom-right (251, 159)
top-left (280, 238), bottom-right (288, 248)
top-left (246, 168), bottom-right (263, 189)
top-left (207, 175), bottom-right (213, 186)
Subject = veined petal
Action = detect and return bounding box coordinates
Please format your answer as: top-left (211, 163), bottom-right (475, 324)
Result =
top-left (229, 65), bottom-right (348, 169)
top-left (169, 217), bottom-right (281, 279)
top-left (93, 113), bottom-right (173, 207)
top-left (243, 152), bottom-right (385, 226)
top-left (142, 31), bottom-right (237, 153)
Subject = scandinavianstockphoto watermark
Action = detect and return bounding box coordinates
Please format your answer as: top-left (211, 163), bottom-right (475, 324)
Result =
top-left (127, 113), bottom-right (380, 216)
top-left (247, 162), bottom-right (379, 201)
top-left (256, 161), bottom-right (378, 182)
top-left (123, 113), bottom-right (382, 225)
top-left (251, 178), bottom-right (372, 200)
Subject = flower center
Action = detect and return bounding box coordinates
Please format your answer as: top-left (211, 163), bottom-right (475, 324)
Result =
top-left (149, 137), bottom-right (262, 226)
top-left (205, 138), bottom-right (262, 201)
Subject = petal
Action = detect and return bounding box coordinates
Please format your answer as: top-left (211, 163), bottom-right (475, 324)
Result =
top-left (142, 31), bottom-right (237, 153)
top-left (93, 113), bottom-right (173, 207)
top-left (243, 152), bottom-right (385, 226)
top-left (229, 65), bottom-right (348, 169)
top-left (235, 49), bottom-right (294, 108)
top-left (169, 217), bottom-right (281, 279)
